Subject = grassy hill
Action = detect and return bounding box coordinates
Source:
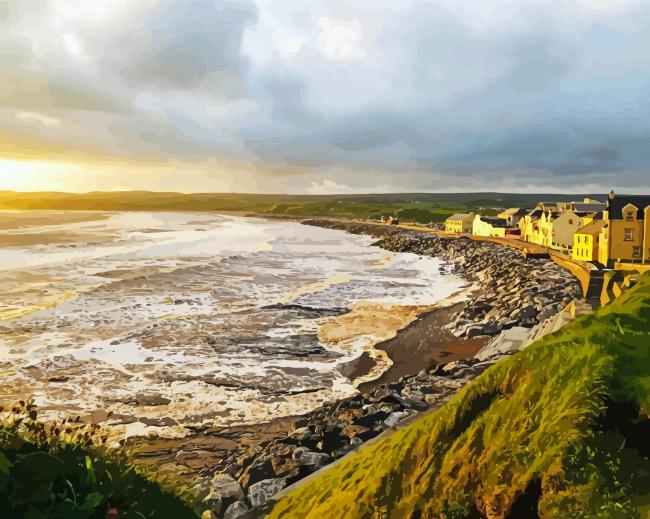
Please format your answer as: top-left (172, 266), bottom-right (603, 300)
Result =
top-left (269, 274), bottom-right (650, 519)
top-left (0, 191), bottom-right (607, 224)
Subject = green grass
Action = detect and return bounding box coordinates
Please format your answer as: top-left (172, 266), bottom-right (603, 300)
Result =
top-left (0, 191), bottom-right (606, 224)
top-left (269, 274), bottom-right (650, 519)
top-left (0, 401), bottom-right (197, 518)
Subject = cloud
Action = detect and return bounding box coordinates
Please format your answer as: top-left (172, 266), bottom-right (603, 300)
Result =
top-left (112, 1), bottom-right (256, 95)
top-left (1, 0), bottom-right (650, 193)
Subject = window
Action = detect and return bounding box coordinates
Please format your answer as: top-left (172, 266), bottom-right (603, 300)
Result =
top-left (568, 219), bottom-right (574, 225)
top-left (633, 246), bottom-right (641, 258)
top-left (625, 211), bottom-right (634, 221)
top-left (624, 228), bottom-right (634, 241)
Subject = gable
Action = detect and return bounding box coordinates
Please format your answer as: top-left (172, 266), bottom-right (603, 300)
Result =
top-left (607, 195), bottom-right (650, 220)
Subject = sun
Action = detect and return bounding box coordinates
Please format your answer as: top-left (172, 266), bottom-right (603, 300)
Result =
top-left (0, 160), bottom-right (85, 192)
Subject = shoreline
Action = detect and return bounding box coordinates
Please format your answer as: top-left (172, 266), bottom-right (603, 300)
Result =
top-left (356, 298), bottom-right (488, 393)
top-left (128, 219), bottom-right (511, 518)
top-left (128, 252), bottom-right (482, 495)
top-left (2, 211), bottom-right (583, 518)
top-left (191, 217), bottom-right (583, 517)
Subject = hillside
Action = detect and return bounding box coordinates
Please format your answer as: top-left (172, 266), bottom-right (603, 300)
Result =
top-left (269, 274), bottom-right (650, 518)
top-left (0, 191), bottom-right (606, 224)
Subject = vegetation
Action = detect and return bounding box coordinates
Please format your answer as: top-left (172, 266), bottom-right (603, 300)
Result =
top-left (0, 401), bottom-right (197, 518)
top-left (269, 273), bottom-right (650, 518)
top-left (0, 191), bottom-right (606, 224)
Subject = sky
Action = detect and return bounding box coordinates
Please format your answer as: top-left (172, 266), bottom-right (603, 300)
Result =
top-left (1, 0), bottom-right (650, 194)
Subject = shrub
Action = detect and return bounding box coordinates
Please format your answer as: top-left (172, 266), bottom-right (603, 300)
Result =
top-left (0, 400), bottom-right (197, 518)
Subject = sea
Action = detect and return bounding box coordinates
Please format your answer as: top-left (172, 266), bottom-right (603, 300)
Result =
top-left (0, 211), bottom-right (463, 438)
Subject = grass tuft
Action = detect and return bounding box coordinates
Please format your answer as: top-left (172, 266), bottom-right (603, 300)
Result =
top-left (269, 273), bottom-right (650, 519)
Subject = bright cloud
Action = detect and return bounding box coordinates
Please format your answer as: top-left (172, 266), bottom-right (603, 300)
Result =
top-left (0, 0), bottom-right (649, 193)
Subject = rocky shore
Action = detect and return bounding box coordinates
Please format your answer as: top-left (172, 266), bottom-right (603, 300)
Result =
top-left (193, 219), bottom-right (583, 518)
top-left (195, 357), bottom-right (499, 518)
top-left (303, 219), bottom-right (582, 338)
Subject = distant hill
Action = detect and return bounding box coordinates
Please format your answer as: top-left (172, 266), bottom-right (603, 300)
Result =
top-left (269, 273), bottom-right (650, 518)
top-left (0, 191), bottom-right (608, 224)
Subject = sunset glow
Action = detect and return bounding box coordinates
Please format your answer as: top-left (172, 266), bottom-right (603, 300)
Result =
top-left (1, 0), bottom-right (650, 193)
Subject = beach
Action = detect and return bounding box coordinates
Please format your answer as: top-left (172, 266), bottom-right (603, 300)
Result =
top-left (0, 211), bottom-right (472, 443)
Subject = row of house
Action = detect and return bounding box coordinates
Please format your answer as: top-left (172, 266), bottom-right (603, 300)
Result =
top-left (444, 208), bottom-right (527, 237)
top-left (444, 192), bottom-right (650, 267)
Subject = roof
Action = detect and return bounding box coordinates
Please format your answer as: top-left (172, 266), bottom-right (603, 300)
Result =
top-left (572, 202), bottom-right (607, 212)
top-left (479, 216), bottom-right (509, 228)
top-left (576, 219), bottom-right (606, 236)
top-left (498, 207), bottom-right (527, 216)
top-left (538, 202), bottom-right (571, 212)
top-left (446, 213), bottom-right (474, 222)
top-left (607, 194), bottom-right (650, 220)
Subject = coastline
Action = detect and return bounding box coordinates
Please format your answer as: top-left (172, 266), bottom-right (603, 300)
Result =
top-left (3, 211), bottom-right (583, 518)
top-left (127, 237), bottom-right (482, 489)
top-left (356, 298), bottom-right (488, 393)
top-left (193, 216), bottom-right (583, 518)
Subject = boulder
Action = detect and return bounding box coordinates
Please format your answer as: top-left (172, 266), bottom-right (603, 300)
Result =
top-left (341, 424), bottom-right (371, 440)
top-left (384, 411), bottom-right (408, 428)
top-left (292, 447), bottom-right (331, 469)
top-left (206, 474), bottom-right (244, 502)
top-left (354, 410), bottom-right (389, 428)
top-left (247, 478), bottom-right (288, 508)
top-left (317, 427), bottom-right (345, 454)
top-left (238, 459), bottom-right (274, 489)
top-left (223, 501), bottom-right (252, 519)
top-left (271, 454), bottom-right (301, 479)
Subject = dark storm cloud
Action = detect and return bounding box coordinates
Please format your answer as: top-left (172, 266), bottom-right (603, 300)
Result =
top-left (1, 0), bottom-right (650, 192)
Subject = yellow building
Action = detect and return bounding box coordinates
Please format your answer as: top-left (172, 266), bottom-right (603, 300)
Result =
top-left (536, 210), bottom-right (556, 248)
top-left (445, 213), bottom-right (474, 233)
top-left (518, 208), bottom-right (542, 243)
top-left (598, 192), bottom-right (650, 266)
top-left (497, 207), bottom-right (527, 226)
top-left (518, 198), bottom-right (606, 255)
top-left (573, 220), bottom-right (605, 262)
top-left (519, 208), bottom-right (558, 247)
top-left (550, 210), bottom-right (600, 252)
top-left (472, 215), bottom-right (508, 237)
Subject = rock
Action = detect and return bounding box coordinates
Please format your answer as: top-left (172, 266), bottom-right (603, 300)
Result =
top-left (226, 463), bottom-right (242, 477)
top-left (341, 424), bottom-right (371, 440)
top-left (239, 459), bottom-right (274, 489)
top-left (337, 408), bottom-right (364, 423)
top-left (384, 411), bottom-right (407, 428)
top-left (223, 501), bottom-right (252, 519)
top-left (442, 361), bottom-right (465, 373)
top-left (201, 511), bottom-right (217, 519)
top-left (288, 427), bottom-right (318, 448)
top-left (403, 396), bottom-right (428, 411)
top-left (271, 454), bottom-right (300, 479)
top-left (206, 474), bottom-right (244, 502)
top-left (317, 427), bottom-right (345, 454)
top-left (466, 325), bottom-right (487, 338)
top-left (248, 478), bottom-right (288, 508)
top-left (292, 447), bottom-right (331, 469)
top-left (354, 410), bottom-right (389, 428)
top-left (378, 392), bottom-right (406, 406)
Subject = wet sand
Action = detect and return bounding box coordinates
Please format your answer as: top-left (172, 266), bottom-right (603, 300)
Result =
top-left (128, 295), bottom-right (486, 486)
top-left (357, 301), bottom-right (489, 393)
